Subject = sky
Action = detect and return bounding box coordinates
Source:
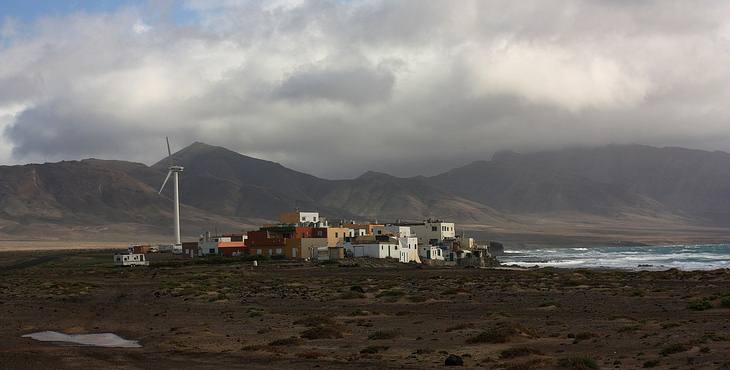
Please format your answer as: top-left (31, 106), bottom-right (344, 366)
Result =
top-left (1, 0), bottom-right (729, 179)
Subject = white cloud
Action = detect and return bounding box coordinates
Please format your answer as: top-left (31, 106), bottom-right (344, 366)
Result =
top-left (132, 20), bottom-right (151, 34)
top-left (464, 40), bottom-right (651, 111)
top-left (0, 1), bottom-right (729, 178)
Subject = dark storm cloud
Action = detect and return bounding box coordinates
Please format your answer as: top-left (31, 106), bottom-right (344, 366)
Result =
top-left (0, 1), bottom-right (729, 178)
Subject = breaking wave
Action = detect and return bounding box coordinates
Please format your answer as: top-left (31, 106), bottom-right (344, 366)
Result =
top-left (498, 244), bottom-right (730, 270)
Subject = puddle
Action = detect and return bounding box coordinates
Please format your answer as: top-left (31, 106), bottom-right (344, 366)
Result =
top-left (22, 331), bottom-right (141, 348)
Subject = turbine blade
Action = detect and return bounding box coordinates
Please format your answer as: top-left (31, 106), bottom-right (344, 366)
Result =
top-left (166, 136), bottom-right (172, 157)
top-left (158, 171), bottom-right (172, 194)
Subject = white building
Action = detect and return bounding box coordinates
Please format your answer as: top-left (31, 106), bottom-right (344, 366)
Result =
top-left (344, 240), bottom-right (399, 259)
top-left (280, 211), bottom-right (326, 226)
top-left (344, 233), bottom-right (420, 263)
top-left (199, 234), bottom-right (247, 256)
top-left (372, 225), bottom-right (412, 237)
top-left (397, 236), bottom-right (421, 263)
top-left (419, 245), bottom-right (445, 260)
top-left (407, 220), bottom-right (456, 246)
top-left (346, 228), bottom-right (367, 237)
top-left (298, 212), bottom-right (320, 223)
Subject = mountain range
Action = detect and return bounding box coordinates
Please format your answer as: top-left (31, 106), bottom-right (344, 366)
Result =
top-left (2, 142), bottom-right (730, 245)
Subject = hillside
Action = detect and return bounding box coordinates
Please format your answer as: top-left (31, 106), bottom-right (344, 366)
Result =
top-left (429, 145), bottom-right (730, 225)
top-left (2, 142), bottom-right (730, 245)
top-left (146, 143), bottom-right (508, 223)
top-left (0, 159), bottom-right (248, 241)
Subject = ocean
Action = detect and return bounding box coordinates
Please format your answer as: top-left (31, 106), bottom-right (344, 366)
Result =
top-left (499, 244), bottom-right (730, 270)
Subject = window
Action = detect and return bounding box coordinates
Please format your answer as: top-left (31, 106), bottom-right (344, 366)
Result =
top-left (335, 232), bottom-right (339, 237)
top-left (275, 248), bottom-right (282, 255)
top-left (301, 217), bottom-right (305, 221)
top-left (209, 248), bottom-right (215, 254)
top-left (313, 217), bottom-right (317, 222)
top-left (377, 230), bottom-right (382, 235)
top-left (256, 249), bottom-right (262, 255)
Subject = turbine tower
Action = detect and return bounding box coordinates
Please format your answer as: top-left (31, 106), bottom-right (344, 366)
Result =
top-left (158, 137), bottom-right (184, 253)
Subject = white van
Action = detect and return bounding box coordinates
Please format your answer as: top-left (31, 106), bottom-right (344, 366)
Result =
top-left (113, 253), bottom-right (149, 267)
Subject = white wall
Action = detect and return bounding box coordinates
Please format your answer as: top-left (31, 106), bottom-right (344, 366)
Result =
top-left (347, 228), bottom-right (367, 237)
top-left (344, 242), bottom-right (399, 259)
top-left (373, 225), bottom-right (412, 237)
top-left (298, 212), bottom-right (320, 223)
top-left (398, 236), bottom-right (421, 263)
top-left (199, 241), bottom-right (218, 256)
top-left (411, 222), bottom-right (456, 245)
top-left (419, 245), bottom-right (444, 260)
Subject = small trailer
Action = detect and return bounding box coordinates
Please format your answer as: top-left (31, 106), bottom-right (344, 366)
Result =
top-left (114, 253), bottom-right (149, 267)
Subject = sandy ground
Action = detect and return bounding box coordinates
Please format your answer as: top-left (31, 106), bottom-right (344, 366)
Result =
top-left (1, 251), bottom-right (730, 369)
top-left (0, 241), bottom-right (131, 252)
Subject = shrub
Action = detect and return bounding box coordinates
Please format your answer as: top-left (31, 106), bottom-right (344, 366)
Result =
top-left (688, 299), bottom-right (712, 311)
top-left (296, 351), bottom-right (326, 359)
top-left (376, 289), bottom-right (405, 298)
top-left (368, 330), bottom-right (400, 340)
top-left (339, 291), bottom-right (365, 299)
top-left (294, 315), bottom-right (337, 328)
top-left (659, 343), bottom-right (689, 356)
top-left (348, 309), bottom-right (370, 316)
top-left (268, 337), bottom-right (301, 346)
top-left (445, 323), bottom-right (474, 332)
top-left (557, 357), bottom-right (600, 370)
top-left (350, 285), bottom-right (365, 293)
top-left (360, 345), bottom-right (389, 354)
top-left (466, 326), bottom-right (515, 344)
top-left (301, 326), bottom-right (343, 340)
top-left (642, 360), bottom-right (660, 368)
top-left (721, 297), bottom-right (730, 308)
top-left (500, 347), bottom-right (542, 359)
top-left (574, 332), bottom-right (596, 341)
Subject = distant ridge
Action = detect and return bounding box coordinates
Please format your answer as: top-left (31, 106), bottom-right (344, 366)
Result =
top-left (3, 142), bottom-right (730, 242)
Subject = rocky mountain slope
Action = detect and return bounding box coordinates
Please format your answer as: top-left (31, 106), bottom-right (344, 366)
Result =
top-left (3, 142), bottom-right (730, 243)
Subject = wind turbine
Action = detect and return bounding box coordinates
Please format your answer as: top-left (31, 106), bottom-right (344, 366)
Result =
top-left (158, 137), bottom-right (184, 253)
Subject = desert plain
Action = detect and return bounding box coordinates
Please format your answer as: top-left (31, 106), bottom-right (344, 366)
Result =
top-left (1, 249), bottom-right (730, 370)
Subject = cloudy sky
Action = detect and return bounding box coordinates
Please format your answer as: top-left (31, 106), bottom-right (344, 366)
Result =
top-left (1, 1), bottom-right (729, 178)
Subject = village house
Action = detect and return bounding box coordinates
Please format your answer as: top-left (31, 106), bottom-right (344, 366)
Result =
top-left (344, 226), bottom-right (421, 263)
top-left (279, 210), bottom-right (328, 227)
top-left (199, 233), bottom-right (247, 257)
top-left (419, 245), bottom-right (445, 261)
top-left (248, 224), bottom-right (337, 259)
top-left (397, 219), bottom-right (456, 246)
top-left (340, 222), bottom-right (383, 236)
top-left (343, 235), bottom-right (400, 259)
top-left (312, 226), bottom-right (348, 246)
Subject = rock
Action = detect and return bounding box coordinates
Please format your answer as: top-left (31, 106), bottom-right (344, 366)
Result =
top-left (444, 354), bottom-right (463, 366)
